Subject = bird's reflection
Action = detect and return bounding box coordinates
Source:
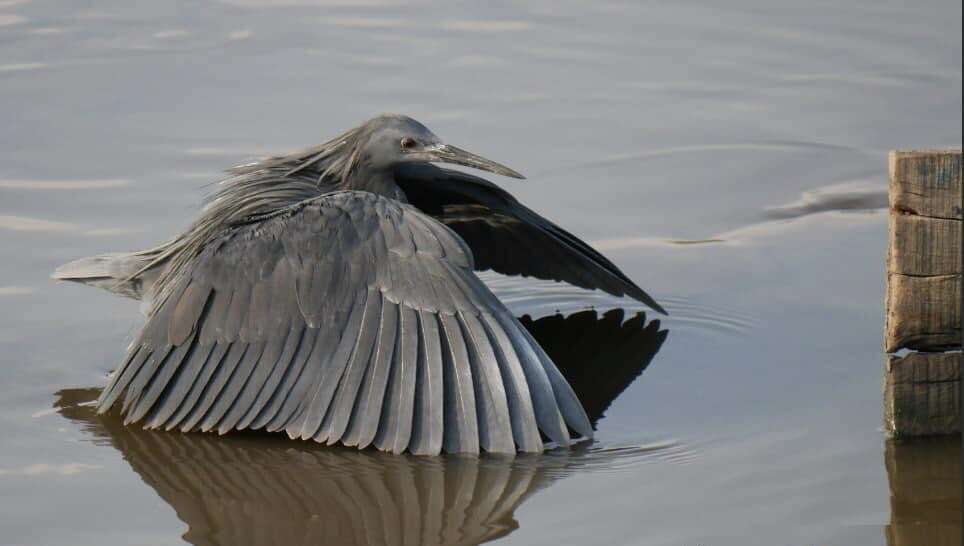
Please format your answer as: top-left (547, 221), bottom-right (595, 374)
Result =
top-left (56, 309), bottom-right (667, 546)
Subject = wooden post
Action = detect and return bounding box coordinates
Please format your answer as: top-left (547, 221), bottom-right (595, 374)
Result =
top-left (884, 150), bottom-right (962, 437)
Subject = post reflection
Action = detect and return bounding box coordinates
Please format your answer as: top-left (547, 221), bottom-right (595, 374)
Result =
top-left (56, 309), bottom-right (667, 546)
top-left (884, 437), bottom-right (962, 546)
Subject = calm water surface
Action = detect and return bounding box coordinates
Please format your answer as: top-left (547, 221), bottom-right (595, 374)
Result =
top-left (1, 1), bottom-right (961, 545)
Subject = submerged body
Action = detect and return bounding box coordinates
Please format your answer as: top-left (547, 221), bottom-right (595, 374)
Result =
top-left (54, 114), bottom-right (664, 455)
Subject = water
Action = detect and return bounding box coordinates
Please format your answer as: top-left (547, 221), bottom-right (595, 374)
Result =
top-left (1, 1), bottom-right (961, 544)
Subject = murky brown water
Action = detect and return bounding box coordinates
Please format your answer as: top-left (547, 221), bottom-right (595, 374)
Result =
top-left (1, 1), bottom-right (961, 545)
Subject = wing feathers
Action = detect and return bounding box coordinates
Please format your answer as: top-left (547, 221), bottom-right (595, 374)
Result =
top-left (373, 305), bottom-right (418, 453)
top-left (121, 345), bottom-right (173, 416)
top-left (218, 334), bottom-right (288, 433)
top-left (459, 313), bottom-right (514, 453)
top-left (439, 313), bottom-right (479, 454)
top-left (394, 165), bottom-right (665, 314)
top-left (143, 341), bottom-right (217, 429)
top-left (97, 345), bottom-right (149, 412)
top-left (185, 342), bottom-right (249, 432)
top-left (520, 326), bottom-right (593, 439)
top-left (203, 341), bottom-right (266, 433)
top-left (342, 299), bottom-right (398, 448)
top-left (262, 326), bottom-right (319, 431)
top-left (478, 314), bottom-right (542, 452)
top-left (100, 191), bottom-right (592, 454)
top-left (316, 288), bottom-right (382, 444)
top-left (127, 338), bottom-right (197, 424)
top-left (167, 342), bottom-right (230, 430)
top-left (409, 310), bottom-right (444, 455)
top-left (236, 324), bottom-right (304, 430)
top-left (491, 311), bottom-right (571, 447)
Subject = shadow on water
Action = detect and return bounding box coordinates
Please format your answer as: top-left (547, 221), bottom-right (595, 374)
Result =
top-left (884, 437), bottom-right (962, 546)
top-left (519, 310), bottom-right (667, 425)
top-left (54, 309), bottom-right (671, 546)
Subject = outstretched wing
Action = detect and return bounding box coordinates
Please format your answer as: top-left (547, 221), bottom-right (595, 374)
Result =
top-left (97, 190), bottom-right (591, 455)
top-left (395, 164), bottom-right (666, 315)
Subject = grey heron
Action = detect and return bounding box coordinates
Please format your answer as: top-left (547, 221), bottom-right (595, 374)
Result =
top-left (53, 114), bottom-right (665, 455)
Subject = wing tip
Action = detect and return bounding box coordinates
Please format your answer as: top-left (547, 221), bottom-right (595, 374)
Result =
top-left (627, 286), bottom-right (668, 316)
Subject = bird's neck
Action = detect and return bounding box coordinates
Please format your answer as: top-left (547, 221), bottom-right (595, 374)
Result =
top-left (341, 167), bottom-right (408, 202)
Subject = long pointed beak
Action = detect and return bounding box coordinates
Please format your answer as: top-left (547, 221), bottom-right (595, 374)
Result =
top-left (423, 144), bottom-right (525, 179)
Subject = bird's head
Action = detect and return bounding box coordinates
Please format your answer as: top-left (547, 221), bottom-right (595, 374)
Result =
top-left (233, 114), bottom-right (525, 185)
top-left (356, 114), bottom-right (525, 179)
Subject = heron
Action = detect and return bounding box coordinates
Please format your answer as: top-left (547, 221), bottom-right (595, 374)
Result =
top-left (53, 114), bottom-right (665, 455)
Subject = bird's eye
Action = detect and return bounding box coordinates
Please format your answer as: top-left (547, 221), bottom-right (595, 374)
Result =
top-left (400, 137), bottom-right (417, 150)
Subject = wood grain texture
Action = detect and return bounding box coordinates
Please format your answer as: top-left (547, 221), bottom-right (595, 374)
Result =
top-left (889, 150), bottom-right (963, 220)
top-left (889, 214), bottom-right (961, 276)
top-left (885, 273), bottom-right (961, 352)
top-left (884, 352), bottom-right (961, 437)
top-left (885, 149), bottom-right (962, 353)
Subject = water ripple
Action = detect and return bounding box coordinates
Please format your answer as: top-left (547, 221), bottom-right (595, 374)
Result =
top-left (764, 179), bottom-right (887, 220)
top-left (0, 178), bottom-right (128, 190)
top-left (0, 62), bottom-right (46, 73)
top-left (0, 286), bottom-right (35, 296)
top-left (540, 438), bottom-right (702, 476)
top-left (544, 140), bottom-right (872, 175)
top-left (0, 214), bottom-right (132, 236)
top-left (659, 295), bottom-right (757, 336)
top-left (441, 20), bottom-right (531, 33)
top-left (0, 13), bottom-right (25, 26)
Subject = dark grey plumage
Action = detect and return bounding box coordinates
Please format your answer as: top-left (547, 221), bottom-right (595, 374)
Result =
top-left (54, 114), bottom-right (665, 455)
top-left (94, 190), bottom-right (588, 454)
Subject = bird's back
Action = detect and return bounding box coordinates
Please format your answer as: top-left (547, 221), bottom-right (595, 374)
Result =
top-left (54, 155), bottom-right (331, 304)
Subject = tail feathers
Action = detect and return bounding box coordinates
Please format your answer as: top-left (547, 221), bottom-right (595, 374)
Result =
top-left (52, 253), bottom-right (152, 300)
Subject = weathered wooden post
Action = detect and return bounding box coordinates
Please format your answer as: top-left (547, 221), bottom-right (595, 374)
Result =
top-left (884, 149), bottom-right (962, 437)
